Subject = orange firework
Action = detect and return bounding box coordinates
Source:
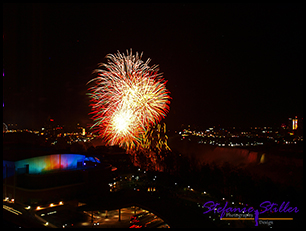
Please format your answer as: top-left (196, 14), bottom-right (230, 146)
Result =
top-left (87, 50), bottom-right (171, 152)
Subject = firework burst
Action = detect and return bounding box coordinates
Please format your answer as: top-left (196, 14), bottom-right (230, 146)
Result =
top-left (87, 50), bottom-right (171, 151)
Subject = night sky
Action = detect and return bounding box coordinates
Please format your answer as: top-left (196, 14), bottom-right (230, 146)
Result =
top-left (3, 3), bottom-right (303, 130)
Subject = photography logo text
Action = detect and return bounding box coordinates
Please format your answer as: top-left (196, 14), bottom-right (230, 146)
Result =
top-left (203, 200), bottom-right (299, 226)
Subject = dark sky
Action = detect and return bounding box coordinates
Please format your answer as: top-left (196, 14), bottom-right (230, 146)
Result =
top-left (3, 3), bottom-right (303, 130)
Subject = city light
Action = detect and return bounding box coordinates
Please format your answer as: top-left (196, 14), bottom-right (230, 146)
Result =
top-left (3, 205), bottom-right (22, 215)
top-left (293, 117), bottom-right (298, 130)
top-left (178, 124), bottom-right (302, 148)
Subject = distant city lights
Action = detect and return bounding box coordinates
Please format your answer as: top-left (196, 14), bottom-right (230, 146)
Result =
top-left (178, 122), bottom-right (302, 147)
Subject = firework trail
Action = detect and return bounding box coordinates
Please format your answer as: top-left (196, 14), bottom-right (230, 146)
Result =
top-left (139, 122), bottom-right (171, 153)
top-left (87, 50), bottom-right (171, 151)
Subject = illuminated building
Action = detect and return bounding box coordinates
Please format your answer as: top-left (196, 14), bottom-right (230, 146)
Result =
top-left (292, 116), bottom-right (298, 130)
top-left (15, 154), bottom-right (87, 174)
top-left (3, 153), bottom-right (116, 204)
